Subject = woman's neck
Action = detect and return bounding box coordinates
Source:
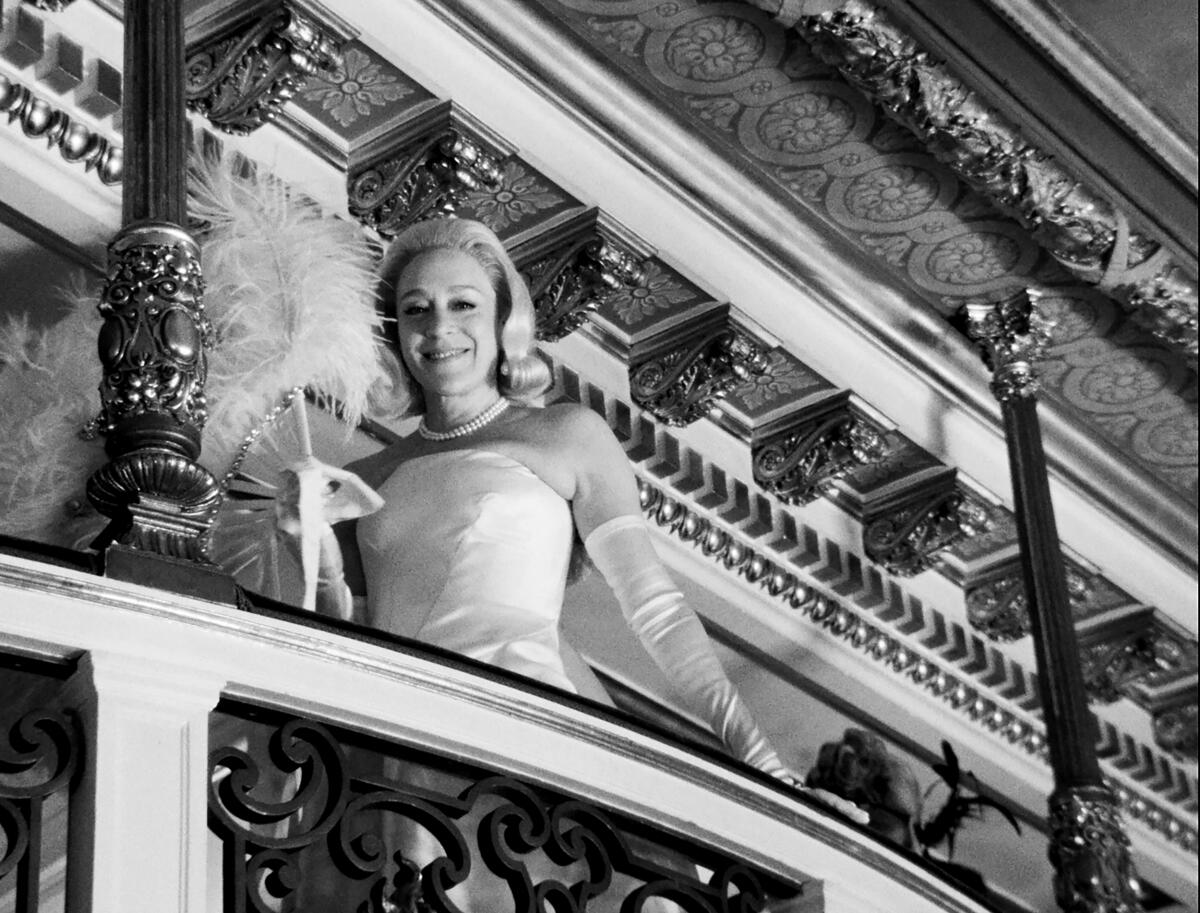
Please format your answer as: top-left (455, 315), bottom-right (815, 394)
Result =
top-left (422, 390), bottom-right (505, 433)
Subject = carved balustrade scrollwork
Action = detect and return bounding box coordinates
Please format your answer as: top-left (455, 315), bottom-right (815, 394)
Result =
top-left (209, 707), bottom-right (798, 913)
top-left (0, 705), bottom-right (81, 913)
top-left (862, 475), bottom-right (991, 577)
top-left (752, 392), bottom-right (890, 505)
top-left (186, 3), bottom-right (342, 135)
top-left (349, 119), bottom-right (503, 239)
top-left (630, 319), bottom-right (769, 427)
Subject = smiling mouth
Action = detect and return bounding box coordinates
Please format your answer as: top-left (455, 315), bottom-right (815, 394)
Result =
top-left (422, 349), bottom-right (468, 362)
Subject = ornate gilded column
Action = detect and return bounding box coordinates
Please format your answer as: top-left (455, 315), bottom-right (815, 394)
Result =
top-left (85, 0), bottom-right (223, 590)
top-left (965, 291), bottom-right (1142, 913)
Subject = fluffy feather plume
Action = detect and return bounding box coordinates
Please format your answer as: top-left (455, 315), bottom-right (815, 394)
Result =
top-left (0, 287), bottom-right (106, 547)
top-left (0, 152), bottom-right (386, 548)
top-left (189, 153), bottom-right (385, 481)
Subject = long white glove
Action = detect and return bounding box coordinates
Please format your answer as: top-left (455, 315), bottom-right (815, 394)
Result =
top-left (584, 515), bottom-right (789, 776)
top-left (585, 515), bottom-right (870, 825)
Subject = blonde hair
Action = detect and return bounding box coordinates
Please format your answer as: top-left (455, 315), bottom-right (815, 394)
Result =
top-left (374, 218), bottom-right (550, 416)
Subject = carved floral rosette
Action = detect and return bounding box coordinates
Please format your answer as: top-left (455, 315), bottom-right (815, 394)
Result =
top-left (524, 236), bottom-right (645, 341)
top-left (349, 130), bottom-right (502, 239)
top-left (966, 566), bottom-right (1094, 644)
top-left (630, 328), bottom-right (769, 426)
top-left (1048, 785), bottom-right (1141, 913)
top-left (186, 5), bottom-right (342, 135)
top-left (95, 224), bottom-right (212, 448)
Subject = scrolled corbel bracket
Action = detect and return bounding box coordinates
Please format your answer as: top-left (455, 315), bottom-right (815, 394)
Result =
top-left (752, 391), bottom-right (890, 505)
top-left (348, 107), bottom-right (504, 239)
top-left (185, 3), bottom-right (343, 135)
top-left (862, 473), bottom-right (992, 577)
top-left (511, 209), bottom-right (646, 341)
top-left (629, 313), bottom-right (770, 427)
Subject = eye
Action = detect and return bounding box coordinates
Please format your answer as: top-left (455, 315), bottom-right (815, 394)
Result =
top-left (399, 301), bottom-right (428, 317)
top-left (451, 299), bottom-right (477, 311)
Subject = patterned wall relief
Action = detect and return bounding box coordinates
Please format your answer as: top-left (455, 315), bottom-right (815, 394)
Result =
top-left (456, 157), bottom-right (581, 239)
top-left (536, 0), bottom-right (1197, 502)
top-left (292, 41), bottom-right (431, 140)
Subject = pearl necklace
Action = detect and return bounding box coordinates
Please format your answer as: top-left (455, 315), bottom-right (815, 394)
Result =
top-left (418, 398), bottom-right (510, 441)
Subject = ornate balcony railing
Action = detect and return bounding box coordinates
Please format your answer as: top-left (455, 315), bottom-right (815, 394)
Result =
top-left (0, 542), bottom-right (1000, 913)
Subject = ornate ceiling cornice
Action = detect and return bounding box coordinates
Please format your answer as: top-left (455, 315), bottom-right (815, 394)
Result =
top-left (546, 355), bottom-right (1198, 857)
top-left (743, 0), bottom-right (1198, 362)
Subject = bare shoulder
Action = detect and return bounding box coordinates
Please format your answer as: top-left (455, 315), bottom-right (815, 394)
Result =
top-left (532, 401), bottom-right (616, 442)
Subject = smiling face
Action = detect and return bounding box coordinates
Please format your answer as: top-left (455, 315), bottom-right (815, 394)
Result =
top-left (393, 248), bottom-right (503, 405)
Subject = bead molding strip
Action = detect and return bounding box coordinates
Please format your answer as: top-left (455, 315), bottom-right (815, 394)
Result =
top-left (0, 71), bottom-right (122, 184)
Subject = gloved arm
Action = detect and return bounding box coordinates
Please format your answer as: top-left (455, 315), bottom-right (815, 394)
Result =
top-left (585, 514), bottom-right (871, 825)
top-left (584, 514), bottom-right (789, 777)
top-left (275, 459), bottom-right (382, 621)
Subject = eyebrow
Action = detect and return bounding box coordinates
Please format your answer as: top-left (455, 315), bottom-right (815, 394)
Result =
top-left (397, 284), bottom-right (486, 299)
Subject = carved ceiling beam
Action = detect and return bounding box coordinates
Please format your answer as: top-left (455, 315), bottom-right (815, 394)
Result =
top-left (752, 391), bottom-right (889, 505)
top-left (347, 103), bottom-right (503, 239)
top-left (185, 3), bottom-right (343, 136)
top-left (509, 208), bottom-right (645, 342)
top-left (860, 470), bottom-right (991, 577)
top-left (966, 558), bottom-right (1093, 644)
top-left (628, 310), bottom-right (769, 427)
top-left (743, 0), bottom-right (1198, 361)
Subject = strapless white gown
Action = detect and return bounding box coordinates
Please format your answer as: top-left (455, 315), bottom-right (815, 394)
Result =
top-left (357, 448), bottom-right (577, 693)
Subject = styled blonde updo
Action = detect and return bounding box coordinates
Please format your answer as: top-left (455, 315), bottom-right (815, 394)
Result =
top-left (375, 217), bottom-right (551, 416)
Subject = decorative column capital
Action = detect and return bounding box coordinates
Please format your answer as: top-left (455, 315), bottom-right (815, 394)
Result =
top-left (752, 392), bottom-right (890, 505)
top-left (1048, 785), bottom-right (1142, 913)
top-left (512, 210), bottom-right (645, 341)
top-left (348, 109), bottom-right (503, 238)
top-left (186, 3), bottom-right (342, 135)
top-left (963, 290), bottom-right (1054, 402)
top-left (630, 318), bottom-right (769, 426)
top-left (862, 475), bottom-right (992, 577)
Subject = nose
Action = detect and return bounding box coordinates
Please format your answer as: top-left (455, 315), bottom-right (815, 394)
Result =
top-left (426, 304), bottom-right (459, 337)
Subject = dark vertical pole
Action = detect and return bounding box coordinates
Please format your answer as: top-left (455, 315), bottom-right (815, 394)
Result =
top-left (966, 294), bottom-right (1141, 913)
top-left (121, 0), bottom-right (188, 226)
top-left (86, 0), bottom-right (224, 586)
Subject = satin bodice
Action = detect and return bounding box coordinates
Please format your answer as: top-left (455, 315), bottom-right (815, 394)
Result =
top-left (357, 449), bottom-right (576, 691)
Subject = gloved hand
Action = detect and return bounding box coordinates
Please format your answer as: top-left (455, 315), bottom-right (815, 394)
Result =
top-left (275, 458), bottom-right (382, 615)
top-left (585, 515), bottom-right (869, 826)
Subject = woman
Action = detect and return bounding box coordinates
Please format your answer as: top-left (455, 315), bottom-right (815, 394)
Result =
top-left (280, 217), bottom-right (866, 808)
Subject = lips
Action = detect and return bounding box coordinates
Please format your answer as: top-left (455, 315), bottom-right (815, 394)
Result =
top-left (422, 348), bottom-right (468, 362)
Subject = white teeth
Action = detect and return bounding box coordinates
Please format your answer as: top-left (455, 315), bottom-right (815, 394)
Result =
top-left (425, 350), bottom-right (465, 361)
